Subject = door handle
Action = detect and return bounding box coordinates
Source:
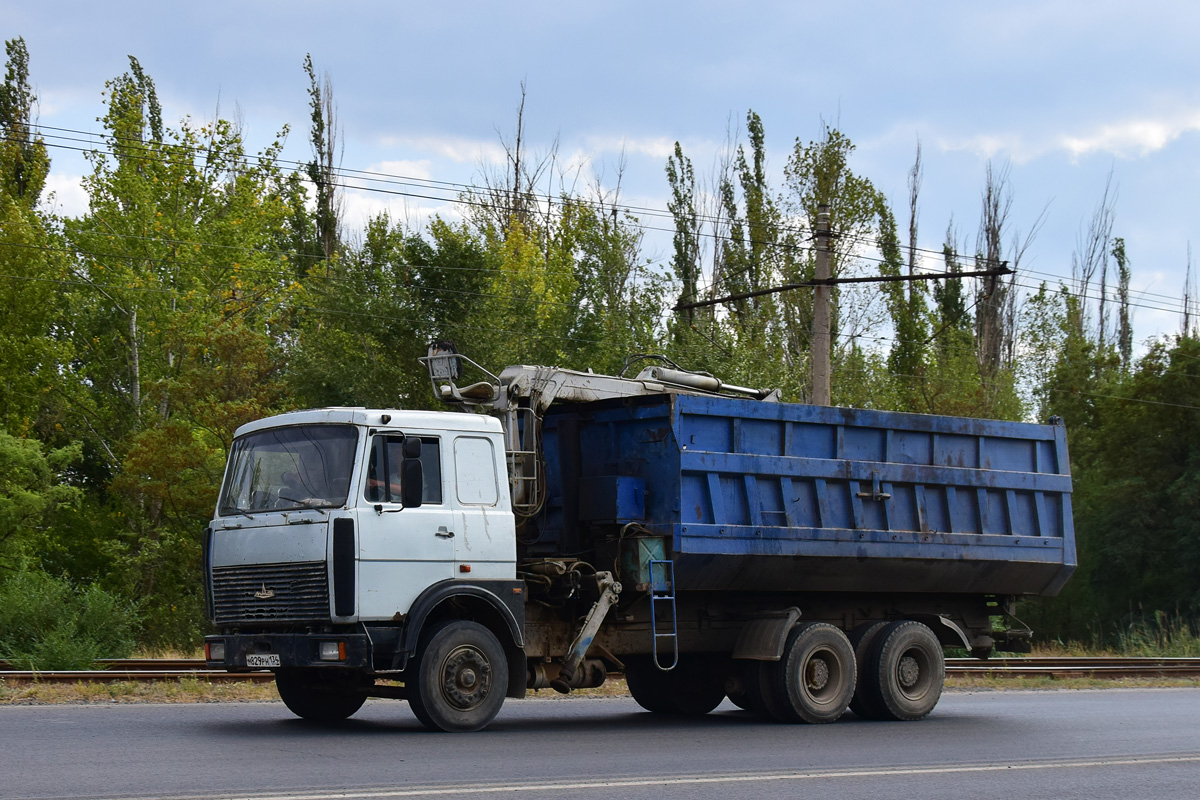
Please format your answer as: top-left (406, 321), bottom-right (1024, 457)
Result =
top-left (435, 526), bottom-right (455, 538)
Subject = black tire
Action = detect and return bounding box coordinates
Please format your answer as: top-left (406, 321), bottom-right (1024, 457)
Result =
top-left (275, 668), bottom-right (368, 723)
top-left (667, 657), bottom-right (727, 716)
top-left (740, 659), bottom-right (782, 720)
top-left (408, 620), bottom-right (508, 732)
top-left (624, 659), bottom-right (675, 713)
top-left (626, 657), bottom-right (726, 716)
top-left (848, 621), bottom-right (889, 719)
top-left (863, 620), bottom-right (944, 721)
top-left (769, 622), bottom-right (856, 724)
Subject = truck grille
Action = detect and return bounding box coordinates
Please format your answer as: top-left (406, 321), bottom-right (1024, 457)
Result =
top-left (211, 561), bottom-right (330, 623)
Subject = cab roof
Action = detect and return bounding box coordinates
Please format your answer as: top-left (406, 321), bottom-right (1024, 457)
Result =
top-left (232, 407), bottom-right (502, 439)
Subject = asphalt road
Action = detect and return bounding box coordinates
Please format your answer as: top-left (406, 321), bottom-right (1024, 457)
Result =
top-left (4, 689), bottom-right (1199, 800)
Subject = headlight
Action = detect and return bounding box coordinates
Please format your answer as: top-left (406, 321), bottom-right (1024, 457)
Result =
top-left (318, 641), bottom-right (346, 661)
top-left (206, 641), bottom-right (226, 661)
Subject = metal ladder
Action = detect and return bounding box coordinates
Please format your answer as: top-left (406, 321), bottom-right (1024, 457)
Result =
top-left (649, 559), bottom-right (678, 671)
top-left (505, 407), bottom-right (542, 516)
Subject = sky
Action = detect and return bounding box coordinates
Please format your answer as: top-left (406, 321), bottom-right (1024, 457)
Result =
top-left (5, 0), bottom-right (1200, 345)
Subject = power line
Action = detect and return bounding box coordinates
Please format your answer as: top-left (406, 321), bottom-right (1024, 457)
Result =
top-left (675, 265), bottom-right (1012, 313)
top-left (20, 122), bottom-right (1197, 309)
top-left (8, 126), bottom-right (964, 270)
top-left (18, 125), bottom-right (1191, 322)
top-left (9, 126), bottom-right (1200, 329)
top-left (3, 234), bottom-right (1196, 357)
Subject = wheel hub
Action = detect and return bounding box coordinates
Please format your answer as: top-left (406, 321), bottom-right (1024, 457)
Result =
top-left (806, 657), bottom-right (830, 691)
top-left (898, 654), bottom-right (920, 688)
top-left (441, 646), bottom-right (491, 710)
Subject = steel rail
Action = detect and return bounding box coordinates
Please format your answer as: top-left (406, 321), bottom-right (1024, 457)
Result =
top-left (945, 656), bottom-right (1200, 679)
top-left (2, 657), bottom-right (1200, 685)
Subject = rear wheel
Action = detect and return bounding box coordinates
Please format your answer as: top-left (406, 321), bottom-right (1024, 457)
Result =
top-left (666, 658), bottom-right (727, 715)
top-left (626, 657), bottom-right (726, 716)
top-left (624, 659), bottom-right (675, 713)
top-left (275, 668), bottom-right (368, 723)
top-left (848, 621), bottom-right (889, 719)
top-left (740, 659), bottom-right (781, 720)
top-left (769, 622), bottom-right (856, 724)
top-left (863, 620), bottom-right (944, 721)
top-left (408, 620), bottom-right (508, 732)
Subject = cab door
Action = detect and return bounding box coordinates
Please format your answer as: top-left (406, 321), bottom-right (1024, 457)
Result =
top-left (449, 433), bottom-right (517, 579)
top-left (356, 432), bottom-right (455, 619)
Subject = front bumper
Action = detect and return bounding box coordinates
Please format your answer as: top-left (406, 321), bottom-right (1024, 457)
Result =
top-left (205, 632), bottom-right (371, 671)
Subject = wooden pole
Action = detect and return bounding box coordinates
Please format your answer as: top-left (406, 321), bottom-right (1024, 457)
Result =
top-left (812, 204), bottom-right (832, 405)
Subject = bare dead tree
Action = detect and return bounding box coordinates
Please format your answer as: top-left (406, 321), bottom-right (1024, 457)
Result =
top-left (975, 162), bottom-right (1013, 382)
top-left (907, 140), bottom-right (922, 286)
top-left (1112, 237), bottom-right (1132, 370)
top-left (1070, 171), bottom-right (1116, 343)
top-left (1184, 244), bottom-right (1197, 339)
top-left (975, 163), bottom-right (1045, 385)
top-left (478, 80), bottom-right (559, 237)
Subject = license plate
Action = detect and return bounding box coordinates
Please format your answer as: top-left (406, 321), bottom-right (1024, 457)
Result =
top-left (246, 654), bottom-right (281, 668)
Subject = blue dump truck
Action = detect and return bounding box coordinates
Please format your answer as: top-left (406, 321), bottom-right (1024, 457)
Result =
top-left (203, 347), bottom-right (1075, 731)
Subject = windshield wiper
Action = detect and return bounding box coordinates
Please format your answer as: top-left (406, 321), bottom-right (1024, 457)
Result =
top-left (277, 496), bottom-right (331, 515)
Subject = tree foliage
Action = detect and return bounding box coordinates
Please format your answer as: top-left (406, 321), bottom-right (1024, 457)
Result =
top-left (1, 41), bottom-right (1197, 652)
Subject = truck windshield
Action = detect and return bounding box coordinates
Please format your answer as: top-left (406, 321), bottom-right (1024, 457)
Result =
top-left (218, 425), bottom-right (358, 515)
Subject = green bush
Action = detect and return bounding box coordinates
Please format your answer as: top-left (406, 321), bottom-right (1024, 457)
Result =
top-left (1116, 611), bottom-right (1200, 657)
top-left (0, 569), bottom-right (138, 669)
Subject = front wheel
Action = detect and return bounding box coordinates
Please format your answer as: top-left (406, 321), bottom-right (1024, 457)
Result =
top-left (275, 669), bottom-right (368, 723)
top-left (408, 620), bottom-right (508, 732)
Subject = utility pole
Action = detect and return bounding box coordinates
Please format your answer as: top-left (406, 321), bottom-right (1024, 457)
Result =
top-left (812, 204), bottom-right (832, 406)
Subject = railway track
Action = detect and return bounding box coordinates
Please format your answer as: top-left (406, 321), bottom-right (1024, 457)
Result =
top-left (2, 657), bottom-right (1200, 685)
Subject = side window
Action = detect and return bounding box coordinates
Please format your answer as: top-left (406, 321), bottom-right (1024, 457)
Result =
top-left (364, 435), bottom-right (443, 504)
top-left (454, 436), bottom-right (499, 506)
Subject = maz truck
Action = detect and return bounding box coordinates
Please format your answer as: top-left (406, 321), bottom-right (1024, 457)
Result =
top-left (203, 345), bottom-right (1075, 731)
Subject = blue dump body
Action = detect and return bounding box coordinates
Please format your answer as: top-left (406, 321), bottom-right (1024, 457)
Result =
top-left (538, 394), bottom-right (1075, 598)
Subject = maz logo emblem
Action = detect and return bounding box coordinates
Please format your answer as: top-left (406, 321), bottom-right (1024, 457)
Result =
top-left (253, 584), bottom-right (276, 600)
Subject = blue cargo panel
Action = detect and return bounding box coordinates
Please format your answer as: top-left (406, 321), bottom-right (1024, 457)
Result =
top-left (539, 394), bottom-right (1075, 597)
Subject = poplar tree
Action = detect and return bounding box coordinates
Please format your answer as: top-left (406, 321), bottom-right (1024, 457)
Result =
top-left (0, 37), bottom-right (64, 433)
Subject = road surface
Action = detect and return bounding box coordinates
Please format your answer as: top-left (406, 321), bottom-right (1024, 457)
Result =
top-left (3, 689), bottom-right (1198, 799)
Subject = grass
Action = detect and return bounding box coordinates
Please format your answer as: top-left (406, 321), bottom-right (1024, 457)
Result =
top-left (0, 674), bottom-right (634, 705)
top-left (0, 676), bottom-right (280, 704)
top-left (1028, 613), bottom-right (1200, 658)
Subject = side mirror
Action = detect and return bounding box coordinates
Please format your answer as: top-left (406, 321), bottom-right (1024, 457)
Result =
top-left (401, 437), bottom-right (424, 508)
top-left (403, 437), bottom-right (422, 459)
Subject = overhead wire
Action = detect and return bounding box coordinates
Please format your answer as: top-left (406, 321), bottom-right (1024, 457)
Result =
top-left (15, 124), bottom-right (1194, 316)
top-left (19, 123), bottom-right (1196, 304)
top-left (7, 124), bottom-right (1199, 345)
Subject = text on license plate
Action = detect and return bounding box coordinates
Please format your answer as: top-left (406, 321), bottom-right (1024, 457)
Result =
top-left (246, 654), bottom-right (281, 668)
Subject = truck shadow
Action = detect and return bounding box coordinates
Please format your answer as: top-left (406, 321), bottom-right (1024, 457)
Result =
top-left (200, 700), bottom-right (970, 739)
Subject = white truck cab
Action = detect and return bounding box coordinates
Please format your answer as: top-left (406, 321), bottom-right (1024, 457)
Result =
top-left (205, 408), bottom-right (526, 729)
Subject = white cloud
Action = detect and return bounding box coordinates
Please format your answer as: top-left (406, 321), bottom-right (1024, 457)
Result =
top-left (365, 159), bottom-right (435, 181)
top-left (1058, 112), bottom-right (1200, 160)
top-left (40, 173), bottom-right (89, 218)
top-left (341, 187), bottom-right (461, 237)
top-left (936, 132), bottom-right (1038, 163)
top-left (937, 109), bottom-right (1200, 164)
top-left (582, 135), bottom-right (679, 160)
top-left (378, 134), bottom-right (508, 166)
